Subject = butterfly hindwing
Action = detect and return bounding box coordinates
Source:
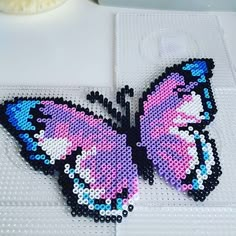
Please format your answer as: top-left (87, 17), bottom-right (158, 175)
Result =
top-left (138, 59), bottom-right (221, 201)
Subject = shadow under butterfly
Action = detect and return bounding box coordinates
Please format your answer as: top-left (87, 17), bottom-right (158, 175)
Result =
top-left (0, 59), bottom-right (222, 223)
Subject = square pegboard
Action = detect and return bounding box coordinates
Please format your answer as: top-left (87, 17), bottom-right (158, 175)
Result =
top-left (115, 13), bottom-right (236, 91)
top-left (115, 12), bottom-right (236, 235)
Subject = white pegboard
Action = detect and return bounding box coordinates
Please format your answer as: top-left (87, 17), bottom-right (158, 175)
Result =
top-left (117, 207), bottom-right (236, 236)
top-left (0, 206), bottom-right (115, 236)
top-left (115, 12), bottom-right (236, 236)
top-left (115, 13), bottom-right (235, 91)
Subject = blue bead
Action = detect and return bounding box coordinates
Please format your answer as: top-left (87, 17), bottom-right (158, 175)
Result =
top-left (79, 183), bottom-right (85, 189)
top-left (44, 159), bottom-right (50, 165)
top-left (117, 198), bottom-right (123, 204)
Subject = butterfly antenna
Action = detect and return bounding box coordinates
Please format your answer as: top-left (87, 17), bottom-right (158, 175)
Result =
top-left (86, 90), bottom-right (121, 128)
top-left (87, 86), bottom-right (134, 131)
top-left (116, 85), bottom-right (134, 131)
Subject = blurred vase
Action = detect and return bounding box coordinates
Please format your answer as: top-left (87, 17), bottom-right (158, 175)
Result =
top-left (0, 0), bottom-right (68, 14)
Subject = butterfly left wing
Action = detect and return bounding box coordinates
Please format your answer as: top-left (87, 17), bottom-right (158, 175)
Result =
top-left (138, 59), bottom-right (221, 201)
top-left (0, 98), bottom-right (139, 222)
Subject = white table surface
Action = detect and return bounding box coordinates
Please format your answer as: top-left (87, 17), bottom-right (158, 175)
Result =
top-left (0, 0), bottom-right (235, 87)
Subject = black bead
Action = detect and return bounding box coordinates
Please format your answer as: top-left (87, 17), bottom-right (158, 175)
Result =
top-left (107, 119), bottom-right (112, 126)
top-left (199, 195), bottom-right (206, 202)
top-left (112, 123), bottom-right (117, 130)
top-left (117, 215), bottom-right (122, 223)
top-left (116, 92), bottom-right (121, 104)
top-left (94, 210), bottom-right (99, 216)
top-left (128, 205), bottom-right (134, 212)
top-left (82, 210), bottom-right (88, 217)
top-left (95, 91), bottom-right (100, 99)
top-left (111, 215), bottom-right (117, 223)
top-left (99, 95), bottom-right (104, 103)
top-left (71, 210), bottom-right (77, 217)
top-left (103, 98), bottom-right (108, 107)
top-left (88, 210), bottom-right (94, 217)
top-left (112, 108), bottom-right (117, 118)
top-left (105, 216), bottom-right (111, 223)
top-left (90, 91), bottom-right (95, 97)
top-left (194, 195), bottom-right (199, 201)
top-left (149, 179), bottom-right (154, 185)
top-left (117, 112), bottom-right (121, 121)
top-left (108, 102), bottom-right (113, 113)
top-left (122, 210), bottom-right (128, 217)
top-left (100, 216), bottom-right (105, 223)
top-left (187, 190), bottom-right (194, 197)
top-left (121, 96), bottom-right (125, 107)
top-left (77, 211), bottom-right (83, 217)
top-left (129, 88), bottom-right (134, 97)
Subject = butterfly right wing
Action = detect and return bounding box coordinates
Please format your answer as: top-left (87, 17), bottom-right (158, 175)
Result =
top-left (138, 59), bottom-right (221, 201)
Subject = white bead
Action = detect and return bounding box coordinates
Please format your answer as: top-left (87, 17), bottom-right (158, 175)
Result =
top-left (83, 199), bottom-right (88, 205)
top-left (69, 173), bottom-right (74, 179)
top-left (84, 188), bottom-right (89, 194)
top-left (202, 174), bottom-right (208, 180)
top-left (77, 199), bottom-right (83, 204)
top-left (105, 210), bottom-right (111, 216)
top-left (100, 210), bottom-right (105, 216)
top-left (188, 126), bottom-right (193, 131)
top-left (87, 150), bottom-right (91, 156)
top-left (73, 189), bottom-right (79, 194)
top-left (199, 185), bottom-right (204, 190)
top-left (111, 210), bottom-right (117, 216)
top-left (105, 199), bottom-right (111, 205)
top-left (196, 169), bottom-right (201, 175)
top-left (197, 174), bottom-right (201, 179)
top-left (198, 179), bottom-right (203, 185)
top-left (186, 169), bottom-right (191, 174)
top-left (65, 164), bottom-right (70, 169)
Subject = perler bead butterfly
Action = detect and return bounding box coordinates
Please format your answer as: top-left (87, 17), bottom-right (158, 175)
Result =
top-left (0, 59), bottom-right (222, 223)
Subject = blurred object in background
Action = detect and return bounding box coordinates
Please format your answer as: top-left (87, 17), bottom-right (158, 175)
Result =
top-left (98, 0), bottom-right (236, 11)
top-left (0, 0), bottom-right (68, 14)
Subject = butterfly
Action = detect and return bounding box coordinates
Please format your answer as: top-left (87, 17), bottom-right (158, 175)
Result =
top-left (0, 59), bottom-right (222, 223)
